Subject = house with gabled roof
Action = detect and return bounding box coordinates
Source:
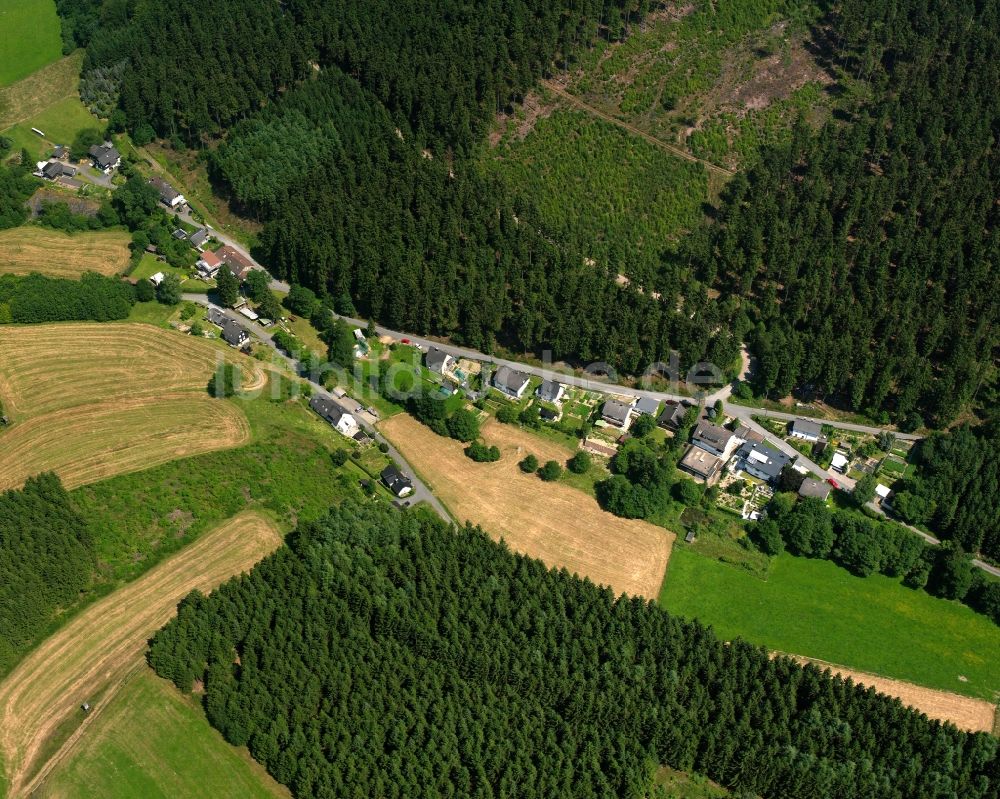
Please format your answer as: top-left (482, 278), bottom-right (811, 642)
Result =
top-left (309, 395), bottom-right (359, 438)
top-left (601, 399), bottom-right (635, 429)
top-left (691, 421), bottom-right (735, 457)
top-left (492, 365), bottom-right (530, 399)
top-left (536, 379), bottom-right (565, 404)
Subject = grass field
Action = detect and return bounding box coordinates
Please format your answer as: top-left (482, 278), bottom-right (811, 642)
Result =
top-left (3, 95), bottom-right (103, 162)
top-left (381, 413), bottom-right (673, 597)
top-left (0, 323), bottom-right (257, 490)
top-left (660, 548), bottom-right (1000, 707)
top-left (37, 670), bottom-right (287, 799)
top-left (0, 52), bottom-right (82, 131)
top-left (0, 512), bottom-right (283, 798)
top-left (0, 0), bottom-right (63, 88)
top-left (0, 227), bottom-right (130, 278)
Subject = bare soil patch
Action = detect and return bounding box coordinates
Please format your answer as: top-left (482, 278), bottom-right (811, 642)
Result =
top-left (0, 227), bottom-right (131, 278)
top-left (787, 654), bottom-right (997, 733)
top-left (0, 512), bottom-right (283, 798)
top-left (380, 414), bottom-right (673, 598)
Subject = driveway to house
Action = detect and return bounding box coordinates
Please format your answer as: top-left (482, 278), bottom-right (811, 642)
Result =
top-left (183, 294), bottom-right (450, 523)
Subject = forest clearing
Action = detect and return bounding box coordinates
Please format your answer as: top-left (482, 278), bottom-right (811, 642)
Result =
top-left (0, 323), bottom-right (257, 490)
top-left (0, 227), bottom-right (131, 278)
top-left (0, 512), bottom-right (283, 799)
top-left (380, 413), bottom-right (673, 598)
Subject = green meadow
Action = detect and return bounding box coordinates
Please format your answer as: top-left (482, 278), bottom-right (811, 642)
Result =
top-left (0, 0), bottom-right (63, 87)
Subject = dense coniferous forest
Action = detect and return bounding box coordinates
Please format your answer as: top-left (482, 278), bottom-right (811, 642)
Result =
top-left (66, 0), bottom-right (999, 422)
top-left (0, 474), bottom-right (94, 673)
top-left (149, 502), bottom-right (1000, 799)
top-left (682, 0), bottom-right (1000, 423)
top-left (891, 423), bottom-right (1000, 563)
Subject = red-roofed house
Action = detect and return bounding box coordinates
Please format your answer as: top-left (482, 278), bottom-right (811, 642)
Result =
top-left (197, 250), bottom-right (222, 279)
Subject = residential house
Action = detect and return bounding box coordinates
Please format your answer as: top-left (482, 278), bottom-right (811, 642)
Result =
top-left (381, 465), bottom-right (414, 498)
top-left (789, 419), bottom-right (823, 443)
top-left (197, 250), bottom-right (222, 279)
top-left (215, 246), bottom-right (255, 282)
top-left (88, 142), bottom-right (121, 173)
top-left (188, 228), bottom-right (209, 249)
top-left (39, 160), bottom-right (76, 180)
top-left (634, 396), bottom-right (660, 416)
top-left (220, 319), bottom-right (249, 348)
top-left (536, 380), bottom-right (565, 404)
top-left (734, 441), bottom-right (791, 484)
top-left (206, 308), bottom-right (227, 327)
top-left (309, 395), bottom-right (359, 438)
top-left (679, 446), bottom-right (725, 484)
top-left (425, 347), bottom-right (454, 376)
top-left (691, 421), bottom-right (735, 457)
top-left (875, 483), bottom-right (892, 503)
top-left (171, 228), bottom-right (187, 241)
top-left (798, 478), bottom-right (831, 501)
top-left (492, 365), bottom-right (530, 399)
top-left (732, 424), bottom-right (765, 445)
top-left (52, 145), bottom-right (67, 160)
top-left (148, 176), bottom-right (186, 209)
top-left (830, 451), bottom-right (849, 473)
top-left (657, 400), bottom-right (689, 431)
top-left (601, 399), bottom-right (635, 429)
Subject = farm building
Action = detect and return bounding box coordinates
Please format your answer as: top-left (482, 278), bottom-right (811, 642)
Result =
top-left (381, 464), bottom-right (414, 498)
top-left (309, 395), bottom-right (359, 437)
top-left (790, 419), bottom-right (824, 442)
top-left (492, 365), bottom-right (530, 399)
top-left (425, 347), bottom-right (454, 375)
top-left (601, 399), bottom-right (634, 429)
top-left (536, 380), bottom-right (565, 404)
top-left (37, 160), bottom-right (76, 180)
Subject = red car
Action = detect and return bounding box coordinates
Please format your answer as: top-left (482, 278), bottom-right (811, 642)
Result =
top-left (401, 338), bottom-right (411, 344)
top-left (827, 478), bottom-right (840, 490)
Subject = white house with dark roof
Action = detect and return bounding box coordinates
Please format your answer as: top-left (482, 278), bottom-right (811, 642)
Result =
top-left (381, 464), bottom-right (414, 497)
top-left (601, 399), bottom-right (635, 429)
top-left (149, 176), bottom-right (186, 209)
top-left (536, 380), bottom-right (565, 404)
top-left (492, 365), bottom-right (530, 399)
top-left (309, 395), bottom-right (359, 438)
top-left (88, 142), bottom-right (121, 173)
top-left (734, 441), bottom-right (791, 484)
top-left (789, 418), bottom-right (824, 443)
top-left (220, 319), bottom-right (249, 348)
top-left (425, 347), bottom-right (454, 376)
top-left (634, 396), bottom-right (660, 416)
top-left (691, 421), bottom-right (735, 457)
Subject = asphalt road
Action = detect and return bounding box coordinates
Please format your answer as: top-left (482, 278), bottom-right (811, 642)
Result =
top-left (183, 293), bottom-right (452, 524)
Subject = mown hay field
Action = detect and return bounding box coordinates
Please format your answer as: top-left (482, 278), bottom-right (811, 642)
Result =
top-left (0, 227), bottom-right (131, 279)
top-left (0, 323), bottom-right (258, 490)
top-left (36, 669), bottom-right (288, 799)
top-left (0, 512), bottom-right (283, 798)
top-left (380, 414), bottom-right (673, 598)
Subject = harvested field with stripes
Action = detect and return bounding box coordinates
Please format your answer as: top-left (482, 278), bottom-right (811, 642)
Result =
top-left (0, 323), bottom-right (259, 490)
top-left (0, 227), bottom-right (131, 278)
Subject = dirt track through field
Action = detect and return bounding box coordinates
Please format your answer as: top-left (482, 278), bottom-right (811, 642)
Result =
top-left (0, 512), bottom-right (283, 798)
top-left (381, 414), bottom-right (673, 598)
top-left (786, 654), bottom-right (997, 733)
top-left (0, 228), bottom-right (131, 278)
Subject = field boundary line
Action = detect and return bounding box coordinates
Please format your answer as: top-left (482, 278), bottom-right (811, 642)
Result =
top-left (542, 79), bottom-right (735, 178)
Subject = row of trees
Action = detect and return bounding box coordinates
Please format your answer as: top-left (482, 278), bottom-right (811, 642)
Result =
top-left (0, 473), bottom-right (94, 674)
top-left (148, 501), bottom-right (1000, 798)
top-left (0, 272), bottom-right (135, 324)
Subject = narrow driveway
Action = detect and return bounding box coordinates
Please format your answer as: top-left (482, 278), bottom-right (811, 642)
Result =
top-left (183, 294), bottom-right (450, 524)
